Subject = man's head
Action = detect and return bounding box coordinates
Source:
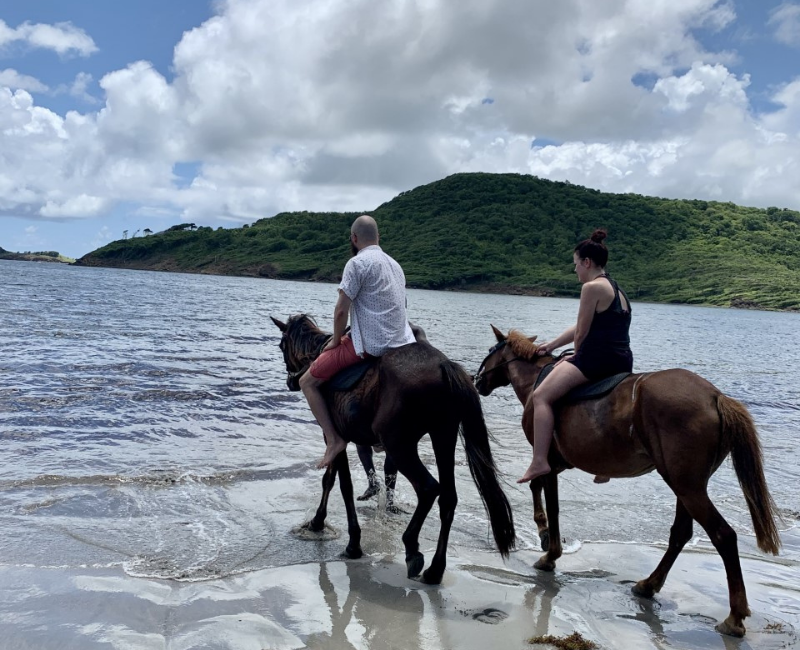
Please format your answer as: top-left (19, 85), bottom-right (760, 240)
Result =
top-left (350, 215), bottom-right (379, 256)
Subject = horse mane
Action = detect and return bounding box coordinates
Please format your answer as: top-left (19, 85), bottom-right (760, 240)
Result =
top-left (285, 314), bottom-right (330, 363)
top-left (506, 330), bottom-right (540, 360)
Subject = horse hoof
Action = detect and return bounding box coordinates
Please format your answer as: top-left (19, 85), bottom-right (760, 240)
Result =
top-left (715, 617), bottom-right (746, 638)
top-left (386, 504), bottom-right (408, 515)
top-left (343, 545), bottom-right (363, 559)
top-left (631, 581), bottom-right (655, 599)
top-left (356, 484), bottom-right (380, 501)
top-left (534, 556), bottom-right (555, 572)
top-left (422, 567), bottom-right (444, 585)
top-left (539, 530), bottom-right (550, 551)
top-left (306, 519), bottom-right (325, 533)
top-left (406, 552), bottom-right (425, 578)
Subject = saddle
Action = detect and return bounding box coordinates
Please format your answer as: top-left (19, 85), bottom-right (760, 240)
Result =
top-left (328, 359), bottom-right (378, 391)
top-left (535, 362), bottom-right (630, 403)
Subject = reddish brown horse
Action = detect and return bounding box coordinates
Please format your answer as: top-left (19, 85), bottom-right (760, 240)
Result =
top-left (474, 326), bottom-right (781, 637)
top-left (271, 314), bottom-right (515, 584)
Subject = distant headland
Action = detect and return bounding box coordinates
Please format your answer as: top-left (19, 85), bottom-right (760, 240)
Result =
top-left (75, 173), bottom-right (800, 311)
top-left (0, 247), bottom-right (75, 264)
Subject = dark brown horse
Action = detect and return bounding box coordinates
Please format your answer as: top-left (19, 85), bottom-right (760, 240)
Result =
top-left (271, 314), bottom-right (515, 584)
top-left (474, 326), bottom-right (781, 637)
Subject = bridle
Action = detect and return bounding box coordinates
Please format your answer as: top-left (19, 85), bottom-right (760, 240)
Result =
top-left (473, 340), bottom-right (524, 386)
top-left (283, 334), bottom-right (333, 391)
top-left (473, 340), bottom-right (573, 389)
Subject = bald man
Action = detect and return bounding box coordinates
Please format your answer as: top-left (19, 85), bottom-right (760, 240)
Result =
top-left (299, 215), bottom-right (416, 468)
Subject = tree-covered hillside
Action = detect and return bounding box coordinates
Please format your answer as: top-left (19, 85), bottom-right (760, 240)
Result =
top-left (76, 173), bottom-right (800, 310)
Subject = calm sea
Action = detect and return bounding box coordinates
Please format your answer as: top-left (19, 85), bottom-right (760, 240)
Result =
top-left (1, 260), bottom-right (798, 581)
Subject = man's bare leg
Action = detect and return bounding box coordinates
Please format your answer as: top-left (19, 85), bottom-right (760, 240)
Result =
top-left (299, 370), bottom-right (347, 468)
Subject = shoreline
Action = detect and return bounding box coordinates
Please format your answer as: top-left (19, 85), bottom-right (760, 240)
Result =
top-left (1, 540), bottom-right (797, 649)
top-left (61, 260), bottom-right (800, 313)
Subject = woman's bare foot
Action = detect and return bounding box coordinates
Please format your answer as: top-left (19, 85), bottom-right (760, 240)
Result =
top-left (317, 438), bottom-right (348, 468)
top-left (517, 459), bottom-right (550, 484)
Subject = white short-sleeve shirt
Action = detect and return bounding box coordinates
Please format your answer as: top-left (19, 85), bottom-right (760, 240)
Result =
top-left (339, 245), bottom-right (416, 357)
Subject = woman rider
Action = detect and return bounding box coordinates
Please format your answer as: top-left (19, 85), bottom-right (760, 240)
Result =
top-left (518, 229), bottom-right (633, 484)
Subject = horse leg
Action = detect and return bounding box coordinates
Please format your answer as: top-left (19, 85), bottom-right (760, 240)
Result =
top-left (680, 491), bottom-right (750, 637)
top-left (355, 444), bottom-right (380, 501)
top-left (421, 426), bottom-right (459, 585)
top-left (383, 453), bottom-right (402, 515)
top-left (534, 472), bottom-right (562, 571)
top-left (632, 498), bottom-right (693, 597)
top-left (308, 464), bottom-right (338, 532)
top-left (530, 477), bottom-right (549, 551)
top-left (334, 450), bottom-right (363, 559)
top-left (383, 435), bottom-right (440, 579)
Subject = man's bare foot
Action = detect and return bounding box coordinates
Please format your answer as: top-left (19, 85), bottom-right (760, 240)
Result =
top-left (517, 460), bottom-right (550, 484)
top-left (593, 475), bottom-right (610, 484)
top-left (317, 438), bottom-right (348, 468)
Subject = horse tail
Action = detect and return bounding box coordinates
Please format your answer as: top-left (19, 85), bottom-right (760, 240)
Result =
top-left (717, 393), bottom-right (782, 555)
top-left (441, 360), bottom-right (516, 557)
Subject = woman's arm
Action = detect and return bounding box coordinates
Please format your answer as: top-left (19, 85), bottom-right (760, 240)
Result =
top-left (573, 282), bottom-right (602, 352)
top-left (540, 325), bottom-right (576, 354)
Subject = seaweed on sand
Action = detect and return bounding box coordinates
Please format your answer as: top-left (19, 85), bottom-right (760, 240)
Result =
top-left (527, 631), bottom-right (599, 649)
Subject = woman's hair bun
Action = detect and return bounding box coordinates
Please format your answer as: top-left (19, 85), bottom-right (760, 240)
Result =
top-left (590, 228), bottom-right (608, 244)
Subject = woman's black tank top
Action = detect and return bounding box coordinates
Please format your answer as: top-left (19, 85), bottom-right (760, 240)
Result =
top-left (582, 275), bottom-right (631, 352)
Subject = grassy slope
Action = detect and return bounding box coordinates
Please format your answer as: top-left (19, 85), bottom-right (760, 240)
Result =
top-left (0, 247), bottom-right (75, 263)
top-left (77, 173), bottom-right (800, 310)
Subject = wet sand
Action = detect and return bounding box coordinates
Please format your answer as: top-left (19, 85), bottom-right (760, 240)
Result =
top-left (2, 534), bottom-right (797, 650)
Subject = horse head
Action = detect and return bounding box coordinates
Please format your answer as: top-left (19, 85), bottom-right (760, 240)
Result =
top-left (270, 314), bottom-right (330, 391)
top-left (474, 325), bottom-right (540, 396)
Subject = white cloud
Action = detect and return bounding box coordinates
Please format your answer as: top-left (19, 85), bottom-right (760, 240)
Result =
top-left (769, 3), bottom-right (800, 47)
top-left (0, 19), bottom-right (97, 57)
top-left (0, 68), bottom-right (48, 93)
top-left (1, 0), bottom-right (800, 238)
top-left (88, 225), bottom-right (113, 251)
top-left (68, 72), bottom-right (97, 104)
top-left (40, 194), bottom-right (110, 218)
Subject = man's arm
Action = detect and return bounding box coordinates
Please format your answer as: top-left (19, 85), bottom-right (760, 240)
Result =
top-left (325, 289), bottom-right (352, 350)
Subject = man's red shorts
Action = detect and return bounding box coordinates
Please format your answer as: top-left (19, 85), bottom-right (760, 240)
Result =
top-left (309, 335), bottom-right (362, 381)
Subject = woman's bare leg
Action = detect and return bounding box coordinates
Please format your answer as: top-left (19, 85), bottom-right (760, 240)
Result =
top-left (518, 361), bottom-right (587, 483)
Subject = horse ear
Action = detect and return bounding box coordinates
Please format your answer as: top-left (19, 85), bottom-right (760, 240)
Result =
top-left (528, 335), bottom-right (538, 343)
top-left (270, 316), bottom-right (287, 332)
top-left (490, 324), bottom-right (505, 342)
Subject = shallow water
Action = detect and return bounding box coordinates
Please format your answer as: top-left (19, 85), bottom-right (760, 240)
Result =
top-left (1, 259), bottom-right (798, 583)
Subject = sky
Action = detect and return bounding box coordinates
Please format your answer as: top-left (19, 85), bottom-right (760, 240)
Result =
top-left (1, 0), bottom-right (799, 259)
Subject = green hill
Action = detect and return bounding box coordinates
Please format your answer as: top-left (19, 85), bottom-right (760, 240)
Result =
top-left (0, 247), bottom-right (74, 264)
top-left (76, 173), bottom-right (800, 310)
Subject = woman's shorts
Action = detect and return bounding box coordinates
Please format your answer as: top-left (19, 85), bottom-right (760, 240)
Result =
top-left (566, 348), bottom-right (633, 382)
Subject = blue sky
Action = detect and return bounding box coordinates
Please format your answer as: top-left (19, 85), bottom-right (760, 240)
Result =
top-left (1, 1), bottom-right (215, 256)
top-left (1, 0), bottom-right (800, 258)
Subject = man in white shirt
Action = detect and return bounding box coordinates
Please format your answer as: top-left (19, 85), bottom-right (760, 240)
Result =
top-left (299, 215), bottom-right (416, 468)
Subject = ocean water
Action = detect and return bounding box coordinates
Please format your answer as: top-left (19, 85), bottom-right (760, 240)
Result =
top-left (1, 259), bottom-right (798, 583)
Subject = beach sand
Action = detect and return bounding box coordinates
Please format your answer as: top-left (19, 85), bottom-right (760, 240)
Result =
top-left (2, 534), bottom-right (798, 650)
